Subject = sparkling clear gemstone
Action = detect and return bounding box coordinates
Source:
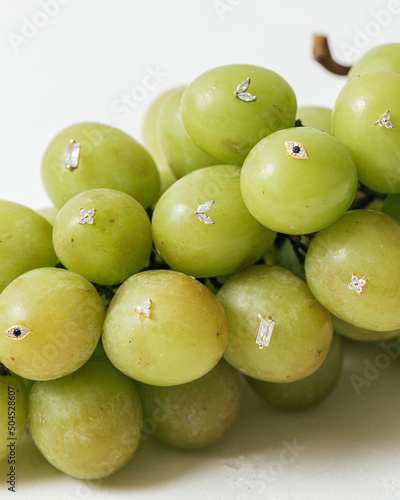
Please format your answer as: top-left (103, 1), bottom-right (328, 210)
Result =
top-left (143, 300), bottom-right (151, 308)
top-left (382, 111), bottom-right (390, 120)
top-left (377, 118), bottom-right (385, 126)
top-left (348, 283), bottom-right (355, 290)
top-left (88, 209), bottom-right (95, 217)
top-left (355, 286), bottom-right (363, 294)
top-left (64, 140), bottom-right (80, 169)
top-left (385, 121), bottom-right (393, 129)
top-left (136, 305), bottom-right (143, 313)
top-left (80, 209), bottom-right (86, 216)
top-left (87, 218), bottom-right (94, 224)
top-left (196, 201), bottom-right (214, 214)
top-left (237, 92), bottom-right (257, 102)
top-left (235, 78), bottom-right (250, 94)
top-left (143, 308), bottom-right (151, 317)
top-left (351, 275), bottom-right (359, 282)
top-left (79, 217), bottom-right (86, 224)
top-left (195, 213), bottom-right (215, 225)
top-left (358, 279), bottom-right (366, 286)
top-left (256, 316), bottom-right (275, 348)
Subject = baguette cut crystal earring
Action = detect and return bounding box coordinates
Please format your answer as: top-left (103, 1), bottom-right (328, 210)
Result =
top-left (255, 315), bottom-right (275, 348)
top-left (64, 139), bottom-right (80, 170)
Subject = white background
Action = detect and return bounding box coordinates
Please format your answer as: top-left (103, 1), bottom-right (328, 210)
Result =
top-left (1, 0), bottom-right (400, 499)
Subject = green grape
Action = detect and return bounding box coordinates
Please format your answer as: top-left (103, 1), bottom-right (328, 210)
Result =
top-left (365, 197), bottom-right (383, 212)
top-left (273, 238), bottom-right (306, 281)
top-left (0, 201), bottom-right (58, 294)
top-left (152, 165), bottom-right (276, 277)
top-left (332, 314), bottom-right (400, 342)
top-left (216, 265), bottom-right (332, 383)
top-left (0, 368), bottom-right (27, 462)
top-left (142, 89), bottom-right (178, 196)
top-left (0, 268), bottom-right (104, 380)
top-left (332, 71), bottom-right (400, 193)
top-left (296, 106), bottom-right (332, 133)
top-left (102, 270), bottom-right (228, 386)
top-left (53, 188), bottom-right (152, 286)
top-left (28, 356), bottom-right (142, 479)
top-left (42, 122), bottom-right (160, 209)
top-left (240, 127), bottom-right (358, 235)
top-left (348, 43), bottom-right (400, 79)
top-left (136, 359), bottom-right (241, 450)
top-left (157, 87), bottom-right (219, 178)
top-left (305, 210), bottom-right (400, 331)
top-left (36, 207), bottom-right (59, 226)
top-left (181, 64), bottom-right (297, 165)
top-left (382, 194), bottom-right (400, 222)
top-left (246, 333), bottom-right (342, 411)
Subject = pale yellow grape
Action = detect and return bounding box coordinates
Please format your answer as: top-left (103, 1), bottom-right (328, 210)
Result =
top-left (305, 210), bottom-right (400, 331)
top-left (53, 188), bottom-right (152, 286)
top-left (246, 334), bottom-right (342, 411)
top-left (181, 64), bottom-right (297, 165)
top-left (136, 359), bottom-right (241, 450)
top-left (348, 43), bottom-right (400, 79)
top-left (0, 201), bottom-right (57, 293)
top-left (36, 207), bottom-right (59, 226)
top-left (296, 106), bottom-right (332, 133)
top-left (28, 356), bottom-right (142, 479)
top-left (142, 89), bottom-right (178, 195)
top-left (152, 165), bottom-right (276, 277)
top-left (217, 265), bottom-right (332, 382)
top-left (42, 122), bottom-right (160, 209)
top-left (332, 315), bottom-right (400, 342)
top-left (102, 270), bottom-right (228, 386)
top-left (0, 268), bottom-right (104, 380)
top-left (157, 87), bottom-right (219, 178)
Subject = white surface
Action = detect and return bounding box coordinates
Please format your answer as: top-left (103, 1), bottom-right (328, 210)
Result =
top-left (1, 0), bottom-right (400, 498)
top-left (3, 339), bottom-right (400, 500)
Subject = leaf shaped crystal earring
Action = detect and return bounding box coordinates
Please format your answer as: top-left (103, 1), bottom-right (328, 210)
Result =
top-left (234, 77), bottom-right (257, 102)
top-left (194, 201), bottom-right (215, 225)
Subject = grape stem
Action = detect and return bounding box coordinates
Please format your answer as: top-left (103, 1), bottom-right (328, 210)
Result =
top-left (350, 184), bottom-right (386, 210)
top-left (313, 34), bottom-right (351, 76)
top-left (287, 235), bottom-right (310, 265)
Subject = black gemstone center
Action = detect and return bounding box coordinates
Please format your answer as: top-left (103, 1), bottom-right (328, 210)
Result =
top-left (292, 145), bottom-right (301, 154)
top-left (13, 329), bottom-right (21, 337)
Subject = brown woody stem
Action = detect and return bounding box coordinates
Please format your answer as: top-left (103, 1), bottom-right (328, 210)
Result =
top-left (313, 34), bottom-right (351, 76)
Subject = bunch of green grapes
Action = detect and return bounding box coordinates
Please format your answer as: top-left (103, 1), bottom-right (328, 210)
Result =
top-left (1, 43), bottom-right (400, 484)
